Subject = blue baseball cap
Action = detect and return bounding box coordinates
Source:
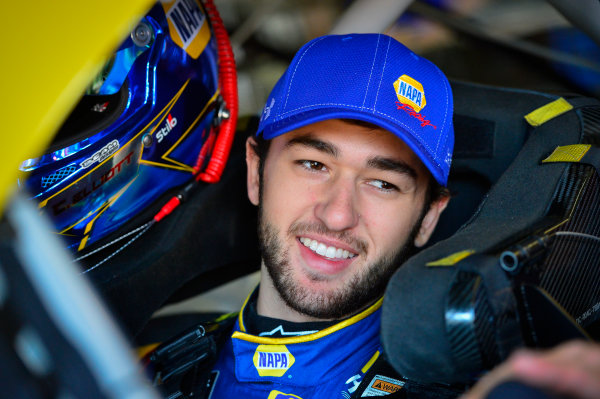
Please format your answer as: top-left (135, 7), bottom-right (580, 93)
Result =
top-left (257, 33), bottom-right (454, 186)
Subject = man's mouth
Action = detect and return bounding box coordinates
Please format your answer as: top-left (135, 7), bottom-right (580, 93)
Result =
top-left (299, 237), bottom-right (357, 260)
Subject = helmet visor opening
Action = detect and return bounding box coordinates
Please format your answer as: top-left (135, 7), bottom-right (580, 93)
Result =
top-left (48, 81), bottom-right (128, 153)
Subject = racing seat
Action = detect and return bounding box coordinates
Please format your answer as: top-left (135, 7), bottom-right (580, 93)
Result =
top-left (382, 80), bottom-right (600, 389)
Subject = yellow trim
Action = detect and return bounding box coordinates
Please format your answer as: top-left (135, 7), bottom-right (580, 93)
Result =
top-left (361, 350), bottom-right (380, 373)
top-left (267, 391), bottom-right (303, 399)
top-left (534, 287), bottom-right (591, 340)
top-left (138, 159), bottom-right (194, 172)
top-left (137, 343), bottom-right (160, 359)
top-left (140, 89), bottom-right (219, 172)
top-left (78, 235), bottom-right (90, 252)
top-left (38, 80), bottom-right (191, 209)
top-left (237, 290), bottom-right (254, 333)
top-left (542, 144), bottom-right (591, 164)
top-left (426, 250), bottom-right (474, 266)
top-left (232, 297), bottom-right (384, 345)
top-left (77, 178), bottom-right (137, 250)
top-left (525, 98), bottom-right (573, 127)
top-left (84, 203), bottom-right (110, 235)
top-left (83, 178), bottom-right (136, 236)
top-left (59, 207), bottom-right (106, 235)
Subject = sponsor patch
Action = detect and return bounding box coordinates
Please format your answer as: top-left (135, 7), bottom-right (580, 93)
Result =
top-left (253, 344), bottom-right (295, 377)
top-left (361, 375), bottom-right (404, 397)
top-left (267, 391), bottom-right (303, 399)
top-left (162, 0), bottom-right (210, 59)
top-left (393, 75), bottom-right (426, 112)
top-left (393, 75), bottom-right (436, 129)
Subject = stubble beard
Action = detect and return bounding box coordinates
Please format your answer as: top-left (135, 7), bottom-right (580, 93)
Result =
top-left (257, 206), bottom-right (423, 320)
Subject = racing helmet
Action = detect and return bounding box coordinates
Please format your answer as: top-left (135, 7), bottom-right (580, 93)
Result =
top-left (18, 0), bottom-right (237, 254)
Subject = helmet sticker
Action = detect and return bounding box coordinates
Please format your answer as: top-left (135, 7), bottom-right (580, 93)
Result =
top-left (156, 114), bottom-right (177, 143)
top-left (80, 140), bottom-right (120, 169)
top-left (162, 0), bottom-right (210, 59)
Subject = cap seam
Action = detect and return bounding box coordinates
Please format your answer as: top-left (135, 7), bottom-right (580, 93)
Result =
top-left (434, 67), bottom-right (450, 160)
top-left (283, 36), bottom-right (327, 112)
top-left (361, 34), bottom-right (381, 110)
top-left (372, 36), bottom-right (391, 112)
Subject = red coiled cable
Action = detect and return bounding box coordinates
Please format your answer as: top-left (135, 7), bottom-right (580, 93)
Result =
top-left (197, 0), bottom-right (238, 183)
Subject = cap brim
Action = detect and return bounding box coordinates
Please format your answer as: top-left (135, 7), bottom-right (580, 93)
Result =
top-left (260, 109), bottom-right (446, 186)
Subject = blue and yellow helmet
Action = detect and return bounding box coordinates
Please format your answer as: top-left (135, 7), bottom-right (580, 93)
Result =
top-left (18, 0), bottom-right (237, 253)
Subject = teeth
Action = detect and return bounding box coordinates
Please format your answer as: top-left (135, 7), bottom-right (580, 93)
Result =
top-left (299, 237), bottom-right (356, 259)
top-left (316, 243), bottom-right (327, 256)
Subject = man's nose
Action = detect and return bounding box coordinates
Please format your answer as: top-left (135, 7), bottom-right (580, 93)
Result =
top-left (314, 176), bottom-right (359, 232)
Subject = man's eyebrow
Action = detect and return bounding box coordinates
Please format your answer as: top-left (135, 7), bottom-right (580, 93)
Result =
top-left (285, 135), bottom-right (338, 157)
top-left (367, 156), bottom-right (418, 180)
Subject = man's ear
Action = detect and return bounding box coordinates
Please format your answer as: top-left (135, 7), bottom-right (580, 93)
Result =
top-left (414, 195), bottom-right (450, 248)
top-left (246, 136), bottom-right (260, 206)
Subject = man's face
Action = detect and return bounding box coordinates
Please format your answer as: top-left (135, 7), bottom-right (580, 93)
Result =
top-left (247, 119), bottom-right (446, 320)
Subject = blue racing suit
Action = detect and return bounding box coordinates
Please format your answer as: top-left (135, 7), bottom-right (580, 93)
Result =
top-left (207, 295), bottom-right (384, 399)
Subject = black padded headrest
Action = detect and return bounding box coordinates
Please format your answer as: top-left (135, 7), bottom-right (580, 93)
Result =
top-left (382, 81), bottom-right (600, 385)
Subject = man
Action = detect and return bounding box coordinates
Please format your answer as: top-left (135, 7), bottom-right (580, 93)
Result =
top-left (204, 33), bottom-right (452, 398)
top-left (150, 32), bottom-right (600, 399)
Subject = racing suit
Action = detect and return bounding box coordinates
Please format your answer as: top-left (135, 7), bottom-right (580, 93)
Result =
top-left (206, 292), bottom-right (386, 398)
top-left (147, 289), bottom-right (464, 398)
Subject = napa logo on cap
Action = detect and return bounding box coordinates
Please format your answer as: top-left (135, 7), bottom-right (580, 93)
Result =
top-left (253, 345), bottom-right (295, 377)
top-left (393, 75), bottom-right (426, 112)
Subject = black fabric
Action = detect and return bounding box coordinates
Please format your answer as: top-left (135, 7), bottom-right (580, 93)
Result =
top-left (381, 82), bottom-right (600, 385)
top-left (243, 289), bottom-right (338, 337)
top-left (425, 80), bottom-right (546, 245)
top-left (453, 115), bottom-right (495, 159)
top-left (49, 83), bottom-right (129, 152)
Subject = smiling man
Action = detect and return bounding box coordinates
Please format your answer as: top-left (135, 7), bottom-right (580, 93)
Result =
top-left (151, 33), bottom-right (453, 398)
top-left (205, 33), bottom-right (453, 399)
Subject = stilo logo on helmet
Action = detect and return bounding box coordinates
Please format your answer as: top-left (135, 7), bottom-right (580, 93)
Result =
top-left (19, 0), bottom-right (237, 268)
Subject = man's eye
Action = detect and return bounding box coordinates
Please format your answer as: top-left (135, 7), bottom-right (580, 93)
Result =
top-left (368, 179), bottom-right (398, 192)
top-left (298, 160), bottom-right (327, 171)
